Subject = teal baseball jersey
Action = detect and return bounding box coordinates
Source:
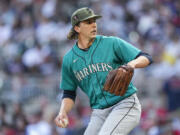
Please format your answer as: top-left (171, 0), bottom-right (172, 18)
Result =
top-left (60, 35), bottom-right (141, 109)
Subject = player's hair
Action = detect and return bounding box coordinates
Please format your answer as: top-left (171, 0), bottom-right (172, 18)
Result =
top-left (67, 23), bottom-right (80, 40)
top-left (67, 28), bottom-right (78, 40)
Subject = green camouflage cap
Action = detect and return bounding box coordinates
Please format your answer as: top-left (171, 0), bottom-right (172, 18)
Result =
top-left (71, 7), bottom-right (102, 26)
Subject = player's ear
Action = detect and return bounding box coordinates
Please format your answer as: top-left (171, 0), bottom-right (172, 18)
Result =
top-left (74, 23), bottom-right (80, 33)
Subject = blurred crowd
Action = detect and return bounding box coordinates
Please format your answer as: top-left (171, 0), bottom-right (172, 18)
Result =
top-left (0, 0), bottom-right (180, 135)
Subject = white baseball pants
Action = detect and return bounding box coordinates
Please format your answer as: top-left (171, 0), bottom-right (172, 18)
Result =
top-left (84, 93), bottom-right (141, 135)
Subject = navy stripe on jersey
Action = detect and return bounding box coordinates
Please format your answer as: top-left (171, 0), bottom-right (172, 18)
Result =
top-left (72, 43), bottom-right (105, 108)
top-left (91, 37), bottom-right (111, 107)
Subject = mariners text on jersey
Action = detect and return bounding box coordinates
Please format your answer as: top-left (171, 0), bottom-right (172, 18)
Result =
top-left (74, 63), bottom-right (113, 81)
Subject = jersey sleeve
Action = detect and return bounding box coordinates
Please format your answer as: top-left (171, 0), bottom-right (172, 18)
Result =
top-left (113, 37), bottom-right (141, 63)
top-left (60, 55), bottom-right (77, 91)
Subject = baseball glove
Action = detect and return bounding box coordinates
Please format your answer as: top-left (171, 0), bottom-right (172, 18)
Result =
top-left (103, 65), bottom-right (134, 96)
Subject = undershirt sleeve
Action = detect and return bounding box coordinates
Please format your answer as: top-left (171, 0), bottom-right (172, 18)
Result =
top-left (62, 90), bottom-right (76, 102)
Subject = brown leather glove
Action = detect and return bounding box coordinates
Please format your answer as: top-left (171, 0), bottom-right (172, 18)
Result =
top-left (103, 65), bottom-right (134, 96)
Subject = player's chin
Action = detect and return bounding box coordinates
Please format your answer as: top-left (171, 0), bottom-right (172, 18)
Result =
top-left (91, 33), bottom-right (96, 38)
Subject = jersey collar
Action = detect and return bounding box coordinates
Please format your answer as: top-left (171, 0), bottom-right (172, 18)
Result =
top-left (73, 35), bottom-right (100, 56)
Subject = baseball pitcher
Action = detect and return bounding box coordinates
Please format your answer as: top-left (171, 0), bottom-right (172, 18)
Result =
top-left (54, 7), bottom-right (153, 135)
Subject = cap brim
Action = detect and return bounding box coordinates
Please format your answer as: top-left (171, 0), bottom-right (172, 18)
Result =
top-left (81, 15), bottom-right (102, 22)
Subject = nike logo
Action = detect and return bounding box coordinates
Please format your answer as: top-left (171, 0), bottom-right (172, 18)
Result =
top-left (73, 58), bottom-right (78, 63)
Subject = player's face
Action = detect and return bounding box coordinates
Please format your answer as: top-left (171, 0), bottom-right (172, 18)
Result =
top-left (76, 18), bottom-right (97, 39)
